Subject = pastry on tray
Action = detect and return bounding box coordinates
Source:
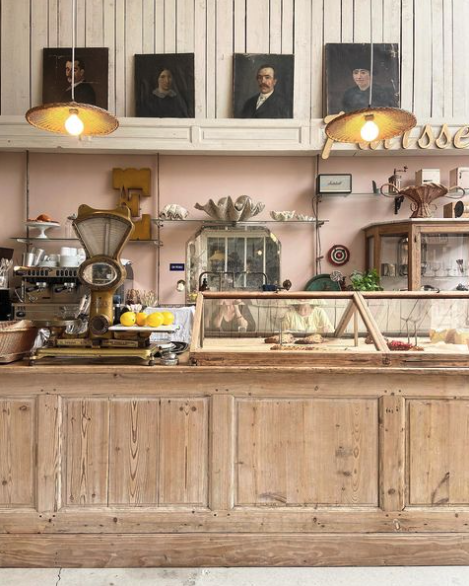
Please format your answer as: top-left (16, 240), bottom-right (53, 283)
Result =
top-left (295, 334), bottom-right (324, 344)
top-left (27, 213), bottom-right (59, 224)
top-left (270, 344), bottom-right (318, 351)
top-left (264, 333), bottom-right (295, 344)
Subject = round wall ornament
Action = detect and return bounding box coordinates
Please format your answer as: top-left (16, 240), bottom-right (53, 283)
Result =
top-left (327, 244), bottom-right (350, 266)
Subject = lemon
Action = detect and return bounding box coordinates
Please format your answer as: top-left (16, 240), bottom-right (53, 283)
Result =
top-left (162, 311), bottom-right (175, 326)
top-left (146, 312), bottom-right (164, 328)
top-left (120, 311), bottom-right (136, 327)
top-left (136, 312), bottom-right (147, 326)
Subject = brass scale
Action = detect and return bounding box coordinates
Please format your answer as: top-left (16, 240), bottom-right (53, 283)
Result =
top-left (33, 204), bottom-right (172, 365)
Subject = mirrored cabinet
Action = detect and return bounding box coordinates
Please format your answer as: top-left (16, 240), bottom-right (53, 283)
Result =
top-left (364, 219), bottom-right (469, 291)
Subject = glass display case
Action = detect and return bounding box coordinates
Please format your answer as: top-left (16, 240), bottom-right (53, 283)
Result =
top-left (185, 225), bottom-right (281, 302)
top-left (363, 219), bottom-right (469, 291)
top-left (190, 291), bottom-right (469, 367)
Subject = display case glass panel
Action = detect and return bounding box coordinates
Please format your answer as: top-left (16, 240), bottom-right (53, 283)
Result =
top-left (191, 292), bottom-right (469, 367)
top-left (186, 226), bottom-right (281, 301)
top-left (365, 295), bottom-right (469, 352)
top-left (364, 220), bottom-right (469, 291)
top-left (420, 233), bottom-right (469, 290)
top-left (378, 234), bottom-right (409, 290)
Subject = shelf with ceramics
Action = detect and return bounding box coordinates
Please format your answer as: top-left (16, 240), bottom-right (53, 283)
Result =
top-left (153, 197), bottom-right (327, 228)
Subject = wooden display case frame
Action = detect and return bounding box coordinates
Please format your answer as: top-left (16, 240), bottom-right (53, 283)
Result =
top-left (363, 218), bottom-right (469, 291)
top-left (190, 290), bottom-right (469, 368)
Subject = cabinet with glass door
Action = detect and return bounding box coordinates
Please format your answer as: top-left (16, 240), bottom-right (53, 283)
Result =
top-left (364, 219), bottom-right (469, 291)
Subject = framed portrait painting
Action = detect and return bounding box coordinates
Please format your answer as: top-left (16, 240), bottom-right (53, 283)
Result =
top-left (233, 53), bottom-right (294, 119)
top-left (43, 48), bottom-right (109, 109)
top-left (325, 43), bottom-right (399, 116)
top-left (135, 53), bottom-right (194, 118)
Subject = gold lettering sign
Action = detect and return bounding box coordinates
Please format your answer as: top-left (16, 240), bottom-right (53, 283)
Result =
top-left (321, 122), bottom-right (469, 159)
top-left (436, 124), bottom-right (452, 149)
top-left (454, 126), bottom-right (469, 149)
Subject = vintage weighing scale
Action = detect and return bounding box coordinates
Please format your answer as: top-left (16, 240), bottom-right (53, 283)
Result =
top-left (32, 204), bottom-right (177, 365)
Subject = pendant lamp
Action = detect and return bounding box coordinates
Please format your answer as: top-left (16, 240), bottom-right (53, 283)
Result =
top-left (25, 0), bottom-right (118, 137)
top-left (324, 4), bottom-right (416, 144)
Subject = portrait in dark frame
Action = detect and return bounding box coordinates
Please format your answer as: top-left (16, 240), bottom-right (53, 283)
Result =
top-left (42, 48), bottom-right (109, 109)
top-left (325, 43), bottom-right (399, 116)
top-left (233, 53), bottom-right (294, 119)
top-left (135, 53), bottom-right (194, 118)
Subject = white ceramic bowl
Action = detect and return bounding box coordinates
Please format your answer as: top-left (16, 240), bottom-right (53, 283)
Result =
top-left (270, 210), bottom-right (296, 221)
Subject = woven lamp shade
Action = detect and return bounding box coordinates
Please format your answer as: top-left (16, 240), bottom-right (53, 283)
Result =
top-left (25, 102), bottom-right (119, 136)
top-left (325, 107), bottom-right (417, 143)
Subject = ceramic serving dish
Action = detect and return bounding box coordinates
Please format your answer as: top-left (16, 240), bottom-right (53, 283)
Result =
top-left (270, 210), bottom-right (296, 221)
top-left (159, 204), bottom-right (189, 220)
top-left (295, 213), bottom-right (315, 221)
top-left (195, 195), bottom-right (264, 221)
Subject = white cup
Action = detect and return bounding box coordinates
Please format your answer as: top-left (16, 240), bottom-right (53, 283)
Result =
top-left (60, 247), bottom-right (71, 256)
top-left (60, 255), bottom-right (80, 267)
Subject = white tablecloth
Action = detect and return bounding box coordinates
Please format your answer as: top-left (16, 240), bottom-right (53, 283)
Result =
top-left (145, 306), bottom-right (195, 343)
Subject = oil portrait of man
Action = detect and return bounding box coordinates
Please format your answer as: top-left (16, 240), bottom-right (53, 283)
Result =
top-left (42, 48), bottom-right (108, 109)
top-left (233, 54), bottom-right (294, 119)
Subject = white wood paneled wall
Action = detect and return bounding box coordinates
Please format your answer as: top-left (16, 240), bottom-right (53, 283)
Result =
top-left (1, 0), bottom-right (468, 120)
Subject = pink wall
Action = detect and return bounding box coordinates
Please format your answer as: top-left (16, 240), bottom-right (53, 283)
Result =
top-left (158, 155), bottom-right (316, 302)
top-left (318, 156), bottom-right (469, 275)
top-left (1, 151), bottom-right (468, 303)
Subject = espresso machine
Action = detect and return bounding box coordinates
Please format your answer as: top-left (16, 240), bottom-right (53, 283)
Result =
top-left (12, 265), bottom-right (88, 326)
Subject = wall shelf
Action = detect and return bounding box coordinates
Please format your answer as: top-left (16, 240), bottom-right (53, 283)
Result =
top-left (2, 116), bottom-right (469, 157)
top-left (152, 218), bottom-right (327, 227)
top-left (11, 237), bottom-right (163, 246)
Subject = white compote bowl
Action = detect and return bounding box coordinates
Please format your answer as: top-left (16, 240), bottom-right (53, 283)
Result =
top-left (25, 220), bottom-right (60, 239)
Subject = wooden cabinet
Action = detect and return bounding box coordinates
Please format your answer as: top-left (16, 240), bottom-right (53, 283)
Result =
top-left (364, 219), bottom-right (469, 291)
top-left (3, 363), bottom-right (469, 567)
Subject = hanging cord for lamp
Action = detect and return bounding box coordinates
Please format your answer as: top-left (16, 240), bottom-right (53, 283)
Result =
top-left (323, 0), bottom-right (416, 144)
top-left (71, 0), bottom-right (75, 102)
top-left (358, 0), bottom-right (379, 142)
top-left (368, 0), bottom-right (373, 107)
top-left (25, 0), bottom-right (119, 137)
top-left (64, 0), bottom-right (84, 135)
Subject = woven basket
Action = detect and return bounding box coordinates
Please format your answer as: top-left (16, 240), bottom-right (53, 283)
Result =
top-left (0, 320), bottom-right (38, 363)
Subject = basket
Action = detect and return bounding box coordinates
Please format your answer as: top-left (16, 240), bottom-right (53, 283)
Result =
top-left (0, 320), bottom-right (38, 363)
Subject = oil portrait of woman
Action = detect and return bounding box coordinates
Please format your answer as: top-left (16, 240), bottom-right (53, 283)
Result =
top-left (135, 53), bottom-right (194, 118)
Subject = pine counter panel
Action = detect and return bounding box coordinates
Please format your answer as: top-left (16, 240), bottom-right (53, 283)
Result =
top-left (2, 363), bottom-right (469, 567)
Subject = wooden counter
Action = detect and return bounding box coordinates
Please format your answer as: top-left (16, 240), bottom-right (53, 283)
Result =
top-left (2, 362), bottom-right (469, 567)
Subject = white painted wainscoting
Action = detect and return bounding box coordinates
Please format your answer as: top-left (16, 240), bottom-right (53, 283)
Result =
top-left (1, 0), bottom-right (468, 122)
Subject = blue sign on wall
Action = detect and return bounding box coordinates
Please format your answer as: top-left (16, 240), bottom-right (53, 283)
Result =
top-left (170, 263), bottom-right (185, 271)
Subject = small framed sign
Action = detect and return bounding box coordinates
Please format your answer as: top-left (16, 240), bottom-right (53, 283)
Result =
top-left (170, 263), bottom-right (185, 271)
top-left (317, 174), bottom-right (352, 195)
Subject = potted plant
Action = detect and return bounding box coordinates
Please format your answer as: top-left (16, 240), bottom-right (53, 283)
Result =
top-left (349, 269), bottom-right (383, 291)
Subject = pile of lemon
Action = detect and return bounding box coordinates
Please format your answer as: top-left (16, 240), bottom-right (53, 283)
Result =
top-left (120, 310), bottom-right (174, 328)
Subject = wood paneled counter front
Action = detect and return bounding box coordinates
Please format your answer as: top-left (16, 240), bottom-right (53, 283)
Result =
top-left (2, 362), bottom-right (469, 567)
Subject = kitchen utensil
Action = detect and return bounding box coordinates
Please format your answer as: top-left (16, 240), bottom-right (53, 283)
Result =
top-left (30, 247), bottom-right (45, 265)
top-left (22, 252), bottom-right (37, 266)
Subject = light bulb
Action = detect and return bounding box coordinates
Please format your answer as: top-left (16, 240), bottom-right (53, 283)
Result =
top-left (65, 110), bottom-right (84, 136)
top-left (360, 119), bottom-right (379, 142)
